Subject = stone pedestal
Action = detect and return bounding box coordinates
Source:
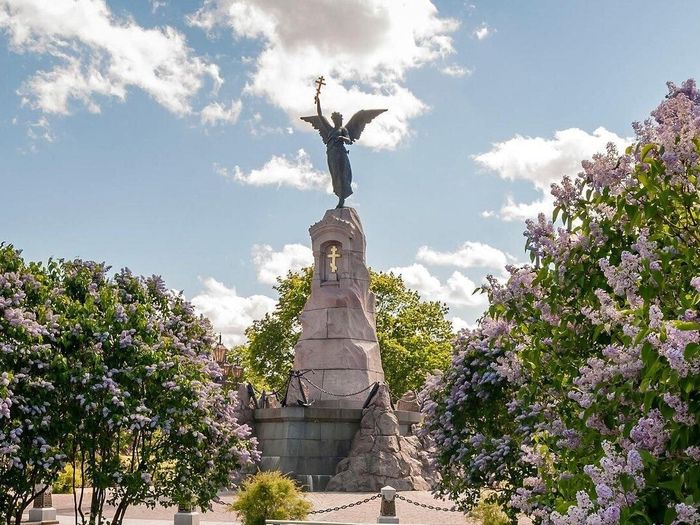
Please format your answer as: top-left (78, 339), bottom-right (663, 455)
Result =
top-left (26, 486), bottom-right (58, 525)
top-left (27, 509), bottom-right (57, 524)
top-left (174, 511), bottom-right (200, 525)
top-left (286, 208), bottom-right (384, 408)
top-left (377, 486), bottom-right (399, 524)
top-left (255, 406), bottom-right (421, 491)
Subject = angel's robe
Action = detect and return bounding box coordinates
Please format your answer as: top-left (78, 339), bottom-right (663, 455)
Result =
top-left (300, 107), bottom-right (385, 203)
top-left (326, 127), bottom-right (353, 200)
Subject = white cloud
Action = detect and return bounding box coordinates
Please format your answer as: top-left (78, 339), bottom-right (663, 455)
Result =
top-left (450, 316), bottom-right (476, 333)
top-left (440, 64), bottom-right (472, 78)
top-left (473, 127), bottom-right (630, 220)
top-left (481, 210), bottom-right (495, 218)
top-left (416, 241), bottom-right (512, 272)
top-left (150, 0), bottom-right (167, 13)
top-left (220, 148), bottom-right (331, 193)
top-left (388, 263), bottom-right (487, 308)
top-left (26, 116), bottom-right (54, 143)
top-left (191, 277), bottom-right (275, 346)
top-left (473, 23), bottom-right (491, 40)
top-left (474, 127), bottom-right (629, 192)
top-left (200, 99), bottom-right (242, 125)
top-left (246, 112), bottom-right (288, 136)
top-left (188, 0), bottom-right (459, 149)
top-left (499, 195), bottom-right (554, 223)
top-left (251, 243), bottom-right (313, 285)
top-left (1, 0), bottom-right (221, 116)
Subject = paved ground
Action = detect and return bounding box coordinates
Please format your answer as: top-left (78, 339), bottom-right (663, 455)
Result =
top-left (43, 491), bottom-right (475, 525)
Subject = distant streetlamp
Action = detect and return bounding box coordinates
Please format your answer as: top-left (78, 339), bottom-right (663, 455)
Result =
top-left (212, 334), bottom-right (244, 387)
top-left (225, 363), bottom-right (244, 383)
top-left (212, 335), bottom-right (227, 365)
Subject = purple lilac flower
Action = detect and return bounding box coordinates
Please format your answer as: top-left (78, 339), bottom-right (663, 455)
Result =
top-left (649, 305), bottom-right (663, 329)
top-left (691, 276), bottom-right (700, 293)
top-left (685, 447), bottom-right (700, 461)
top-left (630, 409), bottom-right (668, 456)
top-left (657, 326), bottom-right (700, 377)
top-left (672, 503), bottom-right (700, 525)
top-left (662, 393), bottom-right (695, 425)
top-left (599, 251), bottom-right (641, 306)
top-left (524, 213), bottom-right (555, 259)
top-left (491, 350), bottom-right (524, 384)
top-left (582, 143), bottom-right (633, 195)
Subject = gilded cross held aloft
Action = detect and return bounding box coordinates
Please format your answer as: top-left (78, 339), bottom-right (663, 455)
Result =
top-left (314, 75), bottom-right (326, 103)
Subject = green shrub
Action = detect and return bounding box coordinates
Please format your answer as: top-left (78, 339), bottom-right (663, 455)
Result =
top-left (52, 465), bottom-right (85, 494)
top-left (471, 500), bottom-right (510, 525)
top-left (230, 471), bottom-right (311, 525)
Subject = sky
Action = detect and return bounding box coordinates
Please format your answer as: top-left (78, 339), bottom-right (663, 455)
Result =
top-left (2, 0), bottom-right (699, 344)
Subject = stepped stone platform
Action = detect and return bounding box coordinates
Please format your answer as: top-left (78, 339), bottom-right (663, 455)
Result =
top-left (255, 406), bottom-right (422, 491)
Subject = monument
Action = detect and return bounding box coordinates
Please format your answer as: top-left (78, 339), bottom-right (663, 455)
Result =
top-left (284, 206), bottom-right (385, 408)
top-left (252, 78), bottom-right (432, 491)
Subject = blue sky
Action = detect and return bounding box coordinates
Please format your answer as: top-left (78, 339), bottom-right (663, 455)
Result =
top-left (2, 0), bottom-right (699, 343)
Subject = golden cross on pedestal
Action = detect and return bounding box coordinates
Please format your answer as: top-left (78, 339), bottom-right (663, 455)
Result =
top-left (327, 245), bottom-right (341, 273)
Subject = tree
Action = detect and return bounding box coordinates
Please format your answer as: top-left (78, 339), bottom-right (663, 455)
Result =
top-left (240, 268), bottom-right (453, 397)
top-left (0, 247), bottom-right (258, 525)
top-left (239, 267), bottom-right (312, 393)
top-left (0, 245), bottom-right (67, 525)
top-left (421, 80), bottom-right (700, 525)
top-left (373, 272), bottom-right (454, 397)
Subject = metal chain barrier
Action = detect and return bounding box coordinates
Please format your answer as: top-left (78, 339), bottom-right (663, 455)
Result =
top-left (394, 493), bottom-right (460, 512)
top-left (249, 384), bottom-right (284, 400)
top-left (308, 493), bottom-right (381, 514)
top-left (301, 376), bottom-right (379, 398)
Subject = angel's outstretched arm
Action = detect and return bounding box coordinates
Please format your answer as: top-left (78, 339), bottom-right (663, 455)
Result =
top-left (316, 96), bottom-right (323, 118)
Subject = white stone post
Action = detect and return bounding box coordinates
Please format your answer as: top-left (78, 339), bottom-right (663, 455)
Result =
top-left (174, 504), bottom-right (200, 525)
top-left (377, 485), bottom-right (399, 524)
top-left (28, 484), bottom-right (57, 523)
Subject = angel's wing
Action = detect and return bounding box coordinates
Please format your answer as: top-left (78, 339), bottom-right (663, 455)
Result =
top-left (345, 109), bottom-right (387, 142)
top-left (300, 115), bottom-right (333, 143)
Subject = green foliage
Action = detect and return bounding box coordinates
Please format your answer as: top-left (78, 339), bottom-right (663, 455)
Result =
top-left (242, 267), bottom-right (453, 397)
top-left (0, 244), bottom-right (68, 525)
top-left (0, 246), bottom-right (257, 525)
top-left (471, 500), bottom-right (510, 525)
top-left (243, 267), bottom-right (312, 392)
top-left (230, 471), bottom-right (311, 525)
top-left (51, 465), bottom-right (86, 494)
top-left (373, 271), bottom-right (453, 397)
top-left (423, 80), bottom-right (700, 524)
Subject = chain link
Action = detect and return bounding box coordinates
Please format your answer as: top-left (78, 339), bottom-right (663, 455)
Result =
top-left (394, 493), bottom-right (459, 513)
top-left (301, 376), bottom-right (379, 398)
top-left (308, 493), bottom-right (381, 514)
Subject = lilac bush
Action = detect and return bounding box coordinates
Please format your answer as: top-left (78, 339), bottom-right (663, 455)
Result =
top-left (0, 245), bottom-right (66, 525)
top-left (422, 80), bottom-right (700, 525)
top-left (0, 247), bottom-right (258, 525)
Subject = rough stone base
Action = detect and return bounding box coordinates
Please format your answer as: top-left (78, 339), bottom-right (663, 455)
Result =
top-left (326, 385), bottom-right (436, 492)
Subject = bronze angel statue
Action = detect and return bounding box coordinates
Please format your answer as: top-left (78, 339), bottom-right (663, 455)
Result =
top-left (301, 77), bottom-right (387, 208)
